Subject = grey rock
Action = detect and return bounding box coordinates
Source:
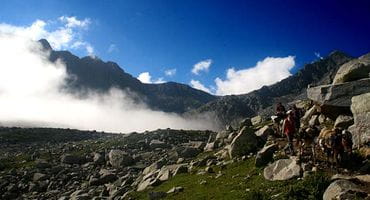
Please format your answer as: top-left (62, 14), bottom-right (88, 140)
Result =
top-left (309, 115), bottom-right (319, 126)
top-left (228, 126), bottom-right (259, 158)
top-left (263, 158), bottom-right (301, 181)
top-left (349, 92), bottom-right (370, 148)
top-left (33, 173), bottom-right (47, 182)
top-left (167, 186), bottom-right (184, 194)
top-left (255, 125), bottom-right (274, 141)
top-left (307, 78), bottom-right (370, 108)
top-left (205, 166), bottom-right (214, 173)
top-left (150, 140), bottom-right (170, 149)
top-left (251, 115), bottom-right (263, 126)
top-left (204, 142), bottom-right (216, 152)
top-left (143, 159), bottom-right (167, 175)
top-left (156, 168), bottom-right (171, 181)
top-left (108, 150), bottom-right (134, 168)
top-left (334, 115), bottom-right (354, 129)
top-left (323, 179), bottom-right (367, 200)
top-left (333, 53), bottom-right (370, 84)
top-left (300, 105), bottom-right (319, 127)
top-left (173, 165), bottom-right (188, 176)
top-left (255, 144), bottom-right (278, 167)
top-left (93, 152), bottom-right (105, 165)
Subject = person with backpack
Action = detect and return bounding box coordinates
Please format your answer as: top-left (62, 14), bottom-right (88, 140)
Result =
top-left (282, 110), bottom-right (296, 155)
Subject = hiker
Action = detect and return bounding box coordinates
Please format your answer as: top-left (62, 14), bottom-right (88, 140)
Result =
top-left (272, 102), bottom-right (287, 136)
top-left (292, 105), bottom-right (302, 131)
top-left (276, 102), bottom-right (286, 119)
top-left (282, 110), bottom-right (296, 155)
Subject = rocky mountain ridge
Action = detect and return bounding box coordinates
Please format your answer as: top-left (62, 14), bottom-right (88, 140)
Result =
top-left (189, 51), bottom-right (354, 127)
top-left (40, 39), bottom-right (216, 114)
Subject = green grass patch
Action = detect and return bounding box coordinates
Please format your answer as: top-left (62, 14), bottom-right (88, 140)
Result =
top-left (129, 158), bottom-right (314, 200)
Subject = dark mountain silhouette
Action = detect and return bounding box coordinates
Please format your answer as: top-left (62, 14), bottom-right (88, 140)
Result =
top-left (39, 39), bottom-right (354, 125)
top-left (39, 39), bottom-right (217, 113)
top-left (188, 51), bottom-right (353, 127)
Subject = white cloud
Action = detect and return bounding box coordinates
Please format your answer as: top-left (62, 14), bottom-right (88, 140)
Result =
top-left (0, 34), bottom-right (217, 132)
top-left (190, 80), bottom-right (212, 93)
top-left (137, 72), bottom-right (165, 84)
top-left (165, 68), bottom-right (176, 76)
top-left (314, 52), bottom-right (323, 60)
top-left (214, 56), bottom-right (295, 95)
top-left (107, 44), bottom-right (118, 53)
top-left (59, 16), bottom-right (90, 28)
top-left (192, 59), bottom-right (212, 75)
top-left (0, 16), bottom-right (93, 55)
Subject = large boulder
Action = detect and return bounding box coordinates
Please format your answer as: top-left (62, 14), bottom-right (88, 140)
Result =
top-left (108, 150), bottom-right (134, 168)
top-left (348, 93), bottom-right (370, 148)
top-left (333, 53), bottom-right (370, 84)
top-left (228, 126), bottom-right (259, 158)
top-left (143, 159), bottom-right (167, 176)
top-left (263, 158), bottom-right (301, 181)
top-left (300, 105), bottom-right (319, 127)
top-left (307, 78), bottom-right (370, 108)
top-left (307, 78), bottom-right (370, 118)
top-left (323, 179), bottom-right (367, 200)
top-left (255, 125), bottom-right (274, 141)
top-left (255, 144), bottom-right (278, 167)
top-left (334, 115), bottom-right (354, 129)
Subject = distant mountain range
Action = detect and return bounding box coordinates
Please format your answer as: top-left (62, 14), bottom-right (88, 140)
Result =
top-left (39, 39), bottom-right (216, 113)
top-left (39, 39), bottom-right (355, 127)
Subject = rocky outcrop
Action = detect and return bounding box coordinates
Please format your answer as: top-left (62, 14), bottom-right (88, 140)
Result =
top-left (263, 158), bottom-right (301, 181)
top-left (307, 78), bottom-right (370, 108)
top-left (228, 126), bottom-right (259, 158)
top-left (348, 92), bottom-right (370, 148)
top-left (333, 53), bottom-right (370, 84)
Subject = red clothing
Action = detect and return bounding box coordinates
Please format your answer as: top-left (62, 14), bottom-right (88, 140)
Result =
top-left (283, 118), bottom-right (295, 136)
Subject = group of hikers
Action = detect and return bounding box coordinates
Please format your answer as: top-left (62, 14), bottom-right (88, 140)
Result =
top-left (274, 102), bottom-right (302, 156)
top-left (272, 102), bottom-right (353, 166)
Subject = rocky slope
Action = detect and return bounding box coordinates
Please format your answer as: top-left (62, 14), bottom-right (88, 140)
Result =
top-left (40, 39), bottom-right (216, 113)
top-left (0, 127), bottom-right (214, 199)
top-left (189, 51), bottom-right (353, 127)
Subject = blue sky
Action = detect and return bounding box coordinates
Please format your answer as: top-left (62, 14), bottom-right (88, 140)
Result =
top-left (1, 0), bottom-right (370, 95)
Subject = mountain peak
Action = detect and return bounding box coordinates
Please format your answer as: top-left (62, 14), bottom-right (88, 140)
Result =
top-left (326, 50), bottom-right (353, 65)
top-left (38, 39), bottom-right (52, 51)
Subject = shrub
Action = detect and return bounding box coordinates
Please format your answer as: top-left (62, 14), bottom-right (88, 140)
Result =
top-left (283, 172), bottom-right (330, 200)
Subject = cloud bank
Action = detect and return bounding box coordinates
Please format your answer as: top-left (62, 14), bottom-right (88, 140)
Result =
top-left (192, 59), bottom-right (212, 75)
top-left (0, 34), bottom-right (216, 133)
top-left (0, 16), bottom-right (93, 55)
top-left (214, 56), bottom-right (295, 95)
top-left (137, 72), bottom-right (165, 84)
top-left (190, 80), bottom-right (211, 93)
